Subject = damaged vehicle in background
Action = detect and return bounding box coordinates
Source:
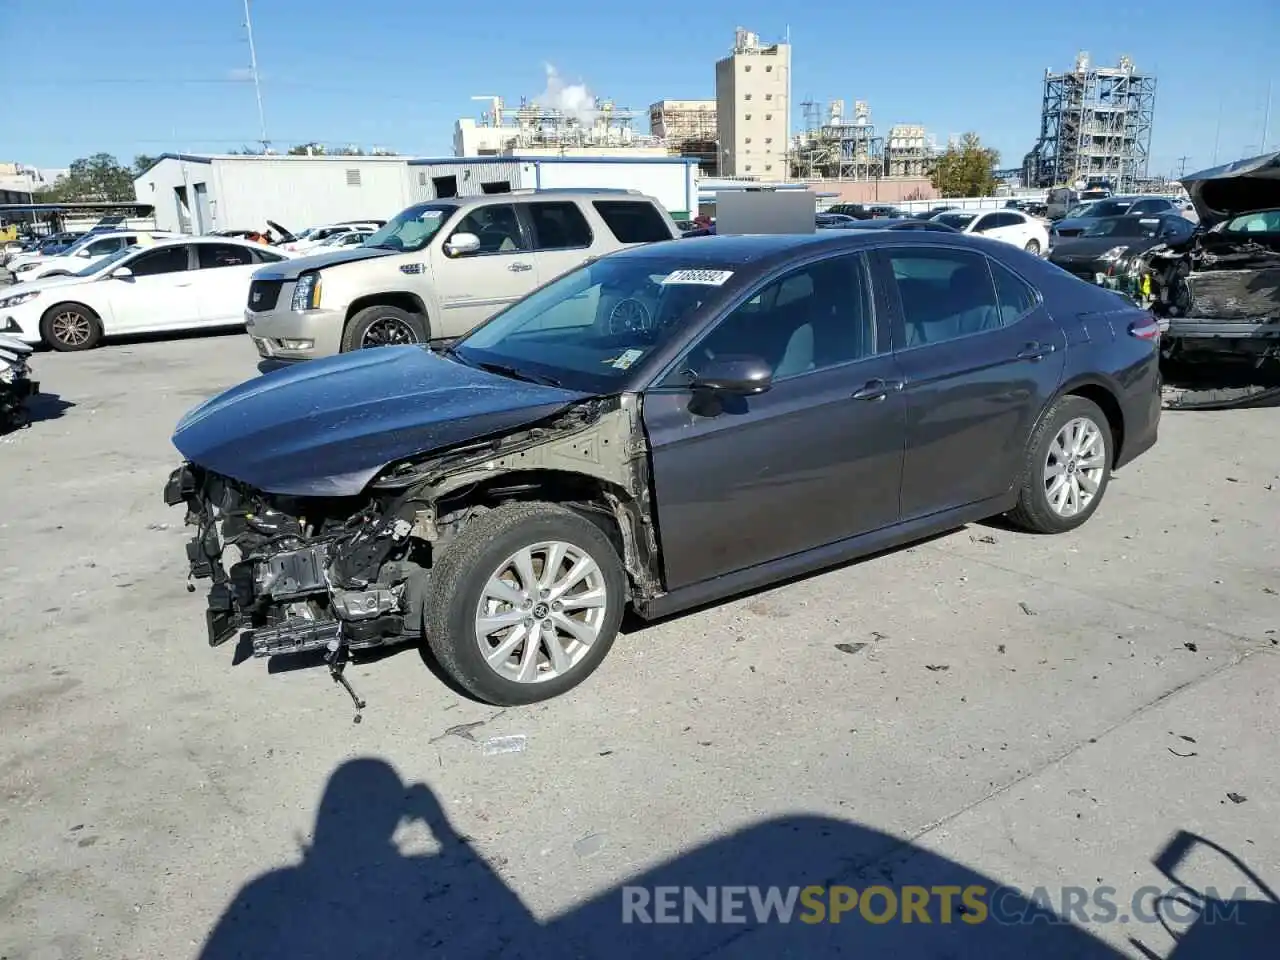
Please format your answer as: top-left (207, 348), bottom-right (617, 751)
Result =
top-left (164, 231), bottom-right (1161, 713)
top-left (1117, 151), bottom-right (1280, 406)
top-left (0, 333), bottom-right (38, 431)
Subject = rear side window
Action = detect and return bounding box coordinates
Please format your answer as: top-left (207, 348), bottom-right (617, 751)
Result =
top-left (86, 237), bottom-right (123, 256)
top-left (886, 248), bottom-right (1004, 348)
top-left (255, 249), bottom-right (287, 263)
top-left (592, 201), bottom-right (673, 244)
top-left (525, 201), bottom-right (593, 250)
top-left (197, 244), bottom-right (255, 269)
top-left (988, 259), bottom-right (1039, 322)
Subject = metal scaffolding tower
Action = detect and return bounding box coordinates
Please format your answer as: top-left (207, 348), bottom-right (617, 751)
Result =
top-left (793, 99), bottom-right (883, 180)
top-left (1023, 52), bottom-right (1156, 192)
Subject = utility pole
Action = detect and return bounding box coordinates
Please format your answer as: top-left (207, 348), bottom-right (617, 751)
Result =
top-left (1212, 98), bottom-right (1223, 165)
top-left (244, 0), bottom-right (269, 152)
top-left (1176, 155), bottom-right (1190, 178)
top-left (1262, 79), bottom-right (1272, 154)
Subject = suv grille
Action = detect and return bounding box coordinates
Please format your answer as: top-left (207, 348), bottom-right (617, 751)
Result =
top-left (247, 279), bottom-right (283, 312)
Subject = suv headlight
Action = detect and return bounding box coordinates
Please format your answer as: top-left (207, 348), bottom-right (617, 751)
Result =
top-left (0, 289), bottom-right (40, 309)
top-left (1099, 245), bottom-right (1128, 262)
top-left (291, 272), bottom-right (322, 312)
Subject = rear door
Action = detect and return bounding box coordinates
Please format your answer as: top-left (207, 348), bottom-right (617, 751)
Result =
top-left (875, 244), bottom-right (1066, 519)
top-left (195, 243), bottom-right (287, 325)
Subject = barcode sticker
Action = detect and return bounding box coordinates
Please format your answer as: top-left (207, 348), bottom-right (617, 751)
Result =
top-left (661, 269), bottom-right (734, 286)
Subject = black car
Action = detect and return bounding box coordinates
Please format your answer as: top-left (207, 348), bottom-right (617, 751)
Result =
top-left (164, 231), bottom-right (1161, 709)
top-left (1048, 213), bottom-right (1196, 283)
top-left (825, 203), bottom-right (875, 220)
top-left (821, 217), bottom-right (959, 233)
top-left (913, 206), bottom-right (955, 220)
top-left (1052, 196), bottom-right (1183, 238)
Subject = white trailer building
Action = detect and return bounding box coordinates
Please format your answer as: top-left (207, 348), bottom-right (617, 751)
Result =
top-left (136, 153), bottom-right (700, 234)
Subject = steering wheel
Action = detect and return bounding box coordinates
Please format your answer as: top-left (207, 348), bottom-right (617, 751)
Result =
top-left (608, 298), bottom-right (652, 335)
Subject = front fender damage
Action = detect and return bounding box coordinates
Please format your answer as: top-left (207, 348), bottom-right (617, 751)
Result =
top-left (163, 394), bottom-right (660, 714)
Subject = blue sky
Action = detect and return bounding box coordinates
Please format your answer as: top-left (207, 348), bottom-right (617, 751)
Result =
top-left (8, 0), bottom-right (1278, 177)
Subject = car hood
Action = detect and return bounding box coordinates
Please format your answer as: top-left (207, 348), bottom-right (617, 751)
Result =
top-left (0, 273), bottom-right (93, 298)
top-left (254, 245), bottom-right (391, 281)
top-left (1180, 151), bottom-right (1280, 226)
top-left (171, 345), bottom-right (592, 497)
top-left (1048, 235), bottom-right (1158, 258)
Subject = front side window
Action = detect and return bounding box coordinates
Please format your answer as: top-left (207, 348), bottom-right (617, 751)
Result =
top-left (197, 243), bottom-right (255, 269)
top-left (74, 246), bottom-right (133, 277)
top-left (593, 201), bottom-right (673, 244)
top-left (886, 248), bottom-right (1004, 348)
top-left (363, 202), bottom-right (457, 253)
top-left (525, 201), bottom-right (593, 250)
top-left (128, 245), bottom-right (190, 277)
top-left (675, 253), bottom-right (877, 383)
top-left (449, 203), bottom-right (528, 254)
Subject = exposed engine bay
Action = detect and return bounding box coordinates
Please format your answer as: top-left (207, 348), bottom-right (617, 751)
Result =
top-left (0, 334), bottom-right (38, 432)
top-left (164, 395), bottom-right (662, 717)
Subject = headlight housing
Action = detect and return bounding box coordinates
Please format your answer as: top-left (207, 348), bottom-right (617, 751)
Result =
top-left (0, 289), bottom-right (40, 309)
top-left (291, 272), bottom-right (322, 312)
top-left (1099, 245), bottom-right (1128, 262)
top-left (14, 261), bottom-right (40, 273)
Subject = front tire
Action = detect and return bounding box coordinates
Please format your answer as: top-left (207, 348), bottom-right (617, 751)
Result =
top-left (40, 303), bottom-right (103, 352)
top-left (341, 305), bottom-right (429, 352)
top-left (1024, 239), bottom-right (1041, 255)
top-left (423, 502), bottom-right (627, 705)
top-left (1006, 395), bottom-right (1112, 533)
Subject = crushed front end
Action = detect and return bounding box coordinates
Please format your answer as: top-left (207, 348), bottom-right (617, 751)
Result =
top-left (0, 334), bottom-right (38, 432)
top-left (163, 464), bottom-right (431, 661)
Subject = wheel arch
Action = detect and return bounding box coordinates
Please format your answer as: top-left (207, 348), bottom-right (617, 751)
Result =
top-left (40, 299), bottom-right (102, 324)
top-left (345, 291), bottom-right (430, 326)
top-left (1050, 375), bottom-right (1126, 465)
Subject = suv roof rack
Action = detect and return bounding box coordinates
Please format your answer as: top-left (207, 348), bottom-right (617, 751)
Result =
top-left (506, 187), bottom-right (641, 196)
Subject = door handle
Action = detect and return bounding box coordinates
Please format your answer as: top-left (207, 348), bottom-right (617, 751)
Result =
top-left (508, 262), bottom-right (533, 273)
top-left (851, 378), bottom-right (903, 401)
top-left (1016, 341), bottom-right (1055, 361)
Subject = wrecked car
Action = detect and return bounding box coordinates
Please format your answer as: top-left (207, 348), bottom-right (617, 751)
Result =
top-left (1124, 151), bottom-right (1280, 369)
top-left (0, 333), bottom-right (37, 431)
top-left (164, 231), bottom-right (1161, 711)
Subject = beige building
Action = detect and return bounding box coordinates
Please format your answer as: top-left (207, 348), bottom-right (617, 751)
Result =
top-left (715, 28), bottom-right (790, 178)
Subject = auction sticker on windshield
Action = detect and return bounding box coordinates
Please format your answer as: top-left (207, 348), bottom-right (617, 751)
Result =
top-left (662, 269), bottom-right (734, 286)
top-left (609, 348), bottom-right (645, 370)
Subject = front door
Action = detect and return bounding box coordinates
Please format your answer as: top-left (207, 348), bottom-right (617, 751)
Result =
top-left (875, 244), bottom-right (1066, 519)
top-left (643, 252), bottom-right (907, 591)
top-left (105, 243), bottom-right (200, 332)
top-left (430, 202), bottom-right (541, 338)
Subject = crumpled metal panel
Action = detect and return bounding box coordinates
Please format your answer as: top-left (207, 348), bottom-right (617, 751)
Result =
top-left (1186, 268), bottom-right (1280, 321)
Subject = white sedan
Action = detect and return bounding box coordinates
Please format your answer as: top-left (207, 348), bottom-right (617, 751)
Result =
top-left (0, 237), bottom-right (292, 351)
top-left (6, 230), bottom-right (180, 282)
top-left (931, 209), bottom-right (1051, 256)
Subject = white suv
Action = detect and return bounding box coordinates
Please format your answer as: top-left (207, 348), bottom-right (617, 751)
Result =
top-left (244, 189), bottom-right (679, 361)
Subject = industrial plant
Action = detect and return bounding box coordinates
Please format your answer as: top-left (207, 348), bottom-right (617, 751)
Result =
top-left (1022, 51), bottom-right (1157, 192)
top-left (452, 95), bottom-right (666, 159)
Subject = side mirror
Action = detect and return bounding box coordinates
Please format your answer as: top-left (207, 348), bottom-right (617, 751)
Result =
top-left (110, 267), bottom-right (133, 279)
top-left (690, 355), bottom-right (773, 395)
top-left (444, 232), bottom-right (481, 257)
top-left (75, 249), bottom-right (90, 257)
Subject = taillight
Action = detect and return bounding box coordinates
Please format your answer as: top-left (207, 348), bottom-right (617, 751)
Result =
top-left (1129, 314), bottom-right (1160, 341)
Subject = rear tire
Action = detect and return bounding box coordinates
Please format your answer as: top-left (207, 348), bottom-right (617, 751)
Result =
top-left (340, 305), bottom-right (429, 352)
top-left (1006, 395), bottom-right (1113, 534)
top-left (40, 303), bottom-right (103, 352)
top-left (1024, 239), bottom-right (1041, 255)
top-left (423, 501), bottom-right (626, 706)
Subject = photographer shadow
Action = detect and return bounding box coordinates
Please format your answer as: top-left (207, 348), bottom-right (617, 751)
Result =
top-left (200, 759), bottom-right (1278, 960)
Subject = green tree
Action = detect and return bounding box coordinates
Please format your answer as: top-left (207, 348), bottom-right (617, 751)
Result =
top-left (929, 133), bottom-right (1000, 198)
top-left (288, 142), bottom-right (326, 155)
top-left (133, 154), bottom-right (159, 175)
top-left (38, 153), bottom-right (136, 201)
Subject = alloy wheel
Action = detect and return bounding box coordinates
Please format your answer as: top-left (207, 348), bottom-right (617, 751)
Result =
top-left (474, 541), bottom-right (608, 684)
top-left (51, 311), bottom-right (92, 347)
top-left (1043, 416), bottom-right (1105, 517)
top-left (360, 316), bottom-right (421, 348)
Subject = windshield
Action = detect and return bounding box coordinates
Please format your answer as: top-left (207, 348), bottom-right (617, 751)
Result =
top-left (935, 212), bottom-right (977, 229)
top-left (1087, 200), bottom-right (1136, 218)
top-left (363, 203), bottom-right (457, 253)
top-left (1081, 217), bottom-right (1161, 239)
top-left (451, 256), bottom-right (729, 393)
top-left (1224, 210), bottom-right (1280, 233)
top-left (1063, 203), bottom-right (1096, 219)
top-left (73, 246), bottom-right (133, 277)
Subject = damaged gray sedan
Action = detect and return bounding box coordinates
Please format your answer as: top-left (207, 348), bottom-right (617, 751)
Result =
top-left (165, 232), bottom-right (1160, 710)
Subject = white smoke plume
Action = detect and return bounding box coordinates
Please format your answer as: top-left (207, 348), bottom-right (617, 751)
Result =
top-left (537, 64), bottom-right (598, 123)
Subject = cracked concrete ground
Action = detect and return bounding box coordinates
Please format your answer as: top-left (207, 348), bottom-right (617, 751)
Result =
top-left (1, 330), bottom-right (1276, 960)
